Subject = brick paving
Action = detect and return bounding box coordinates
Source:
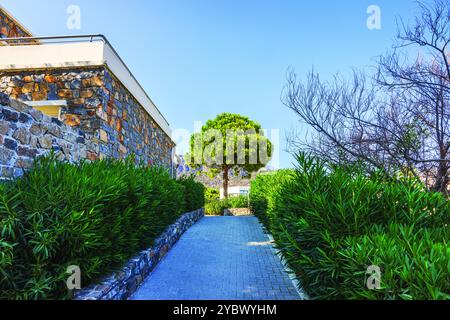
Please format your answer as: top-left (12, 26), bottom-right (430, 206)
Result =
top-left (130, 216), bottom-right (305, 300)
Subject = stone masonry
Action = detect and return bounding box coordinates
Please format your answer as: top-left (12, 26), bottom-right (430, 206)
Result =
top-left (0, 7), bottom-right (175, 178)
top-left (0, 8), bottom-right (31, 39)
top-left (0, 67), bottom-right (175, 176)
top-left (0, 93), bottom-right (91, 179)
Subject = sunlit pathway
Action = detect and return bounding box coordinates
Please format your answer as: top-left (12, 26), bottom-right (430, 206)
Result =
top-left (130, 216), bottom-right (304, 300)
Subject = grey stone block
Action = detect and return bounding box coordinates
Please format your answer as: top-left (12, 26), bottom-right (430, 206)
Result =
top-left (0, 146), bottom-right (15, 165)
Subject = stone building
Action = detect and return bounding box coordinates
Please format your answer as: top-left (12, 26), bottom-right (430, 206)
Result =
top-left (0, 6), bottom-right (175, 179)
top-left (0, 6), bottom-right (32, 38)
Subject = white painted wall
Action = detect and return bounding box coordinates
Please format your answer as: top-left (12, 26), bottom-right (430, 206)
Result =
top-left (220, 186), bottom-right (250, 199)
top-left (0, 42), bottom-right (105, 69)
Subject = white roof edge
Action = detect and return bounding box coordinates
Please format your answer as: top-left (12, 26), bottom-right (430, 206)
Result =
top-left (0, 5), bottom-right (34, 37)
top-left (102, 43), bottom-right (173, 139)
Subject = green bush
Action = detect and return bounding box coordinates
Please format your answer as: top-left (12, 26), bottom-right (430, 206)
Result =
top-left (249, 169), bottom-right (294, 227)
top-left (205, 188), bottom-right (220, 203)
top-left (227, 195), bottom-right (249, 208)
top-left (0, 156), bottom-right (204, 300)
top-left (322, 224), bottom-right (449, 300)
top-left (178, 177), bottom-right (205, 212)
top-left (205, 199), bottom-right (228, 216)
top-left (204, 194), bottom-right (249, 215)
top-left (250, 153), bottom-right (450, 300)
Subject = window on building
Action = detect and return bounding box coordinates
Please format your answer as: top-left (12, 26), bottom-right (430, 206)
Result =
top-left (25, 100), bottom-right (66, 120)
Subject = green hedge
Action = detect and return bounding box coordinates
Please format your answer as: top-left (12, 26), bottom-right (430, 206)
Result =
top-left (205, 188), bottom-right (220, 203)
top-left (205, 195), bottom-right (249, 215)
top-left (249, 169), bottom-right (294, 227)
top-left (205, 200), bottom-right (228, 216)
top-left (177, 177), bottom-right (205, 212)
top-left (227, 195), bottom-right (248, 209)
top-left (0, 156), bottom-right (205, 300)
top-left (250, 153), bottom-right (450, 300)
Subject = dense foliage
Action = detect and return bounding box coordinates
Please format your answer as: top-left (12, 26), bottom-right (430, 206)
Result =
top-left (177, 177), bottom-right (206, 212)
top-left (205, 188), bottom-right (220, 203)
top-left (249, 169), bottom-right (294, 227)
top-left (250, 153), bottom-right (450, 300)
top-left (205, 195), bottom-right (249, 216)
top-left (227, 195), bottom-right (248, 209)
top-left (205, 200), bottom-right (228, 216)
top-left (0, 156), bottom-right (205, 300)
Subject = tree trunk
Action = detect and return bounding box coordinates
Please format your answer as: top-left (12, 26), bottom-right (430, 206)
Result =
top-left (223, 166), bottom-right (229, 199)
top-left (433, 160), bottom-right (449, 195)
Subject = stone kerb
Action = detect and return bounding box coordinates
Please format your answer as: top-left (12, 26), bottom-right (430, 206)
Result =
top-left (75, 208), bottom-right (205, 300)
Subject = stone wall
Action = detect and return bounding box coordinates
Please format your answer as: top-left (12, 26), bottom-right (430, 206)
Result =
top-left (224, 208), bottom-right (252, 216)
top-left (0, 93), bottom-right (92, 179)
top-left (0, 8), bottom-right (31, 39)
top-left (75, 208), bottom-right (205, 300)
top-left (0, 66), bottom-right (174, 173)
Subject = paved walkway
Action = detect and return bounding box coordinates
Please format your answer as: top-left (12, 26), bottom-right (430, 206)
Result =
top-left (130, 216), bottom-right (303, 300)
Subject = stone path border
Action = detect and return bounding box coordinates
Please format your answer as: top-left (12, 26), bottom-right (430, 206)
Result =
top-left (75, 209), bottom-right (204, 300)
top-left (264, 232), bottom-right (309, 300)
top-left (131, 216), bottom-right (306, 300)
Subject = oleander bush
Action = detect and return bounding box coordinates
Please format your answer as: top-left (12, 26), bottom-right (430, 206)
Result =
top-left (205, 195), bottom-right (249, 215)
top-left (227, 195), bottom-right (248, 209)
top-left (0, 156), bottom-right (205, 300)
top-left (178, 177), bottom-right (205, 212)
top-left (205, 188), bottom-right (220, 203)
top-left (250, 153), bottom-right (450, 300)
top-left (204, 188), bottom-right (224, 215)
top-left (205, 199), bottom-right (228, 216)
top-left (249, 169), bottom-right (294, 227)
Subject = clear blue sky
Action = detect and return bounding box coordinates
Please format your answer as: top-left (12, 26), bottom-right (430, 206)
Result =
top-left (2, 0), bottom-right (423, 168)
